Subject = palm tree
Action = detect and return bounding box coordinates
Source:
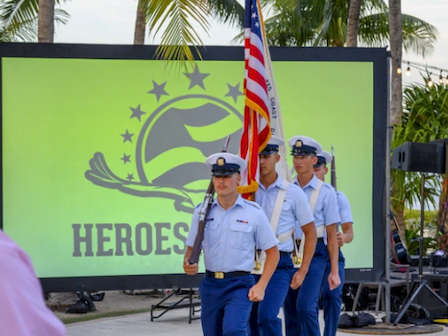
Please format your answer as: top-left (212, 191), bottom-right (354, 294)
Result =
top-left (389, 0), bottom-right (402, 126)
top-left (260, 0), bottom-right (437, 56)
top-left (346, 0), bottom-right (363, 47)
top-left (135, 0), bottom-right (244, 65)
top-left (0, 0), bottom-right (69, 42)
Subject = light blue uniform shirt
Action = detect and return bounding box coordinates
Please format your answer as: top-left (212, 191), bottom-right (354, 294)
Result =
top-left (186, 195), bottom-right (278, 273)
top-left (256, 175), bottom-right (314, 252)
top-left (293, 174), bottom-right (340, 240)
top-left (337, 191), bottom-right (353, 230)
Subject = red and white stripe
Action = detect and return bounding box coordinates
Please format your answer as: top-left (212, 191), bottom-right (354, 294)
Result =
top-left (239, 8), bottom-right (271, 198)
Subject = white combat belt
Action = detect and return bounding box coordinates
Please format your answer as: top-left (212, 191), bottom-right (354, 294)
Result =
top-left (293, 179), bottom-right (324, 268)
top-left (252, 180), bottom-right (290, 275)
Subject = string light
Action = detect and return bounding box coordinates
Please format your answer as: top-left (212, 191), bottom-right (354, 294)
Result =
top-left (397, 67), bottom-right (402, 75)
top-left (402, 60), bottom-right (448, 87)
top-left (403, 59), bottom-right (448, 73)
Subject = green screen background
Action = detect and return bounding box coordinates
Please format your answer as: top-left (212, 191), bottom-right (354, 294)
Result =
top-left (2, 58), bottom-right (373, 277)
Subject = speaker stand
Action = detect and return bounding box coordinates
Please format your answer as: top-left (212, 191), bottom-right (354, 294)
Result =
top-left (393, 174), bottom-right (448, 325)
top-left (393, 278), bottom-right (448, 325)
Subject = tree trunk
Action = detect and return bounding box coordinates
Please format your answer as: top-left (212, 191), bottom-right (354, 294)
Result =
top-left (346, 0), bottom-right (363, 47)
top-left (437, 176), bottom-right (448, 250)
top-left (389, 0), bottom-right (403, 126)
top-left (38, 0), bottom-right (55, 43)
top-left (134, 0), bottom-right (146, 45)
top-left (394, 206), bottom-right (405, 237)
top-left (391, 191), bottom-right (406, 240)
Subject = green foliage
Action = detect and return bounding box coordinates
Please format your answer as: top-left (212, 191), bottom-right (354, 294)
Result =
top-left (404, 209), bottom-right (438, 231)
top-left (359, 13), bottom-right (437, 57)
top-left (206, 0), bottom-right (244, 27)
top-left (141, 0), bottom-right (243, 69)
top-left (404, 208), bottom-right (437, 256)
top-left (0, 0), bottom-right (69, 42)
top-left (258, 0), bottom-right (437, 54)
top-left (399, 79), bottom-right (448, 143)
top-left (390, 171), bottom-right (439, 213)
top-left (405, 226), bottom-right (437, 256)
top-left (391, 78), bottom-right (448, 217)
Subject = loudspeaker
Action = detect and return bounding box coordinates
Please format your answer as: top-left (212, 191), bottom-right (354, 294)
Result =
top-left (431, 253), bottom-right (448, 268)
top-left (412, 274), bottom-right (448, 318)
top-left (392, 142), bottom-right (445, 173)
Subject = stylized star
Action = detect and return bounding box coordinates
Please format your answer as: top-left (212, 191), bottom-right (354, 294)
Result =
top-left (225, 83), bottom-right (243, 103)
top-left (121, 153), bottom-right (131, 164)
top-left (120, 129), bottom-right (134, 143)
top-left (129, 104), bottom-right (146, 122)
top-left (251, 13), bottom-right (257, 19)
top-left (255, 22), bottom-right (259, 28)
top-left (184, 65), bottom-right (210, 90)
top-left (126, 173), bottom-right (135, 182)
top-left (148, 81), bottom-right (169, 102)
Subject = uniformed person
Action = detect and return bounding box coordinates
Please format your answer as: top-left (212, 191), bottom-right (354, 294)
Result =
top-left (314, 150), bottom-right (354, 336)
top-left (249, 136), bottom-right (316, 336)
top-left (184, 153), bottom-right (279, 336)
top-left (284, 136), bottom-right (341, 336)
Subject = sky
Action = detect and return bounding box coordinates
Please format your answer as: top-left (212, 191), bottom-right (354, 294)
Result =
top-left (53, 0), bottom-right (448, 86)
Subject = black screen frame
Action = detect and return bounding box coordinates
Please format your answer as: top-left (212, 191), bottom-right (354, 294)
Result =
top-left (0, 43), bottom-right (387, 291)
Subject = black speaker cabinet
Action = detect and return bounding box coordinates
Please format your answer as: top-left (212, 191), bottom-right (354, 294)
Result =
top-left (392, 142), bottom-right (445, 173)
top-left (412, 274), bottom-right (448, 319)
top-left (431, 254), bottom-right (448, 268)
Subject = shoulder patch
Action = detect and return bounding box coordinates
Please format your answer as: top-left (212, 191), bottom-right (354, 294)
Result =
top-left (243, 199), bottom-right (262, 210)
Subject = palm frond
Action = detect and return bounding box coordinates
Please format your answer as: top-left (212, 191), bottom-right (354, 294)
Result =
top-left (401, 14), bottom-right (438, 57)
top-left (144, 0), bottom-right (211, 69)
top-left (261, 0), bottom-right (323, 47)
top-left (358, 12), bottom-right (438, 57)
top-left (0, 0), bottom-right (39, 33)
top-left (206, 0), bottom-right (244, 27)
top-left (0, 15), bottom-right (37, 42)
top-left (360, 0), bottom-right (387, 16)
top-left (54, 8), bottom-right (69, 25)
top-left (0, 0), bottom-right (70, 42)
top-left (260, 0), bottom-right (437, 52)
top-left (263, 11), bottom-right (308, 46)
top-left (1, 0), bottom-right (36, 26)
top-left (0, 0), bottom-right (68, 30)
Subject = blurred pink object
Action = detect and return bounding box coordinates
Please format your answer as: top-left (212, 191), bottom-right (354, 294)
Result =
top-left (0, 230), bottom-right (66, 336)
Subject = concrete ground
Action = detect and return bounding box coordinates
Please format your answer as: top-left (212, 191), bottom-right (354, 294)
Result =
top-left (66, 309), bottom-right (448, 336)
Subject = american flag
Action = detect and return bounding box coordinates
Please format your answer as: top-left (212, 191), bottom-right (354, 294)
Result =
top-left (238, 0), bottom-right (272, 199)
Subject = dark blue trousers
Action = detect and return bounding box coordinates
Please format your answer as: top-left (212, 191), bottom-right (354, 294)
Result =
top-left (200, 274), bottom-right (255, 336)
top-left (321, 250), bottom-right (345, 336)
top-left (249, 252), bottom-right (293, 336)
top-left (284, 241), bottom-right (328, 336)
